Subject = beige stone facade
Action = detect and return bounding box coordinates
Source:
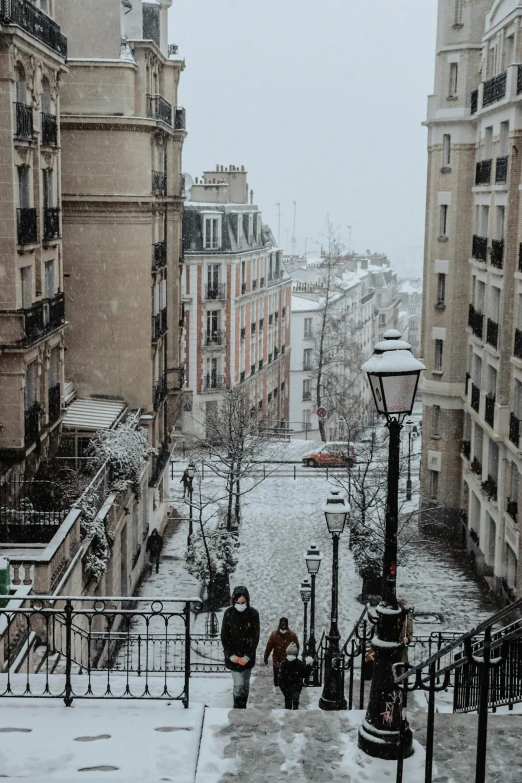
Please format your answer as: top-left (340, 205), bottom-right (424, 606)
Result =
top-left (421, 0), bottom-right (522, 602)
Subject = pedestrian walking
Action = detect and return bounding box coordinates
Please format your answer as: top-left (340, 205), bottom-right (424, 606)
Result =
top-left (181, 469), bottom-right (191, 499)
top-left (263, 617), bottom-right (299, 686)
top-left (145, 529), bottom-right (163, 574)
top-left (278, 643), bottom-right (313, 710)
top-left (397, 600), bottom-right (414, 663)
top-left (220, 586), bottom-right (260, 709)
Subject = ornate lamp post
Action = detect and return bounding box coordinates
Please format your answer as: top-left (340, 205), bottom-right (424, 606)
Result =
top-left (404, 418), bottom-right (418, 502)
top-left (357, 329), bottom-right (425, 760)
top-left (187, 463), bottom-right (196, 541)
top-left (319, 490), bottom-right (351, 711)
top-left (304, 543), bottom-right (322, 686)
top-left (300, 578), bottom-right (312, 655)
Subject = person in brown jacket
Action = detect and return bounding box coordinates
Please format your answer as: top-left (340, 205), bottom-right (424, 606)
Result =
top-left (263, 617), bottom-right (300, 686)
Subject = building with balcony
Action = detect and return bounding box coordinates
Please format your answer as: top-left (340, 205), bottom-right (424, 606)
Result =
top-left (399, 278), bottom-right (423, 356)
top-left (51, 0), bottom-right (186, 522)
top-left (180, 165), bottom-right (291, 439)
top-left (0, 0), bottom-right (68, 476)
top-left (421, 0), bottom-right (522, 603)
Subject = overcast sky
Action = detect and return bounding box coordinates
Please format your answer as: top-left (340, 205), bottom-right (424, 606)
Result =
top-left (169, 0), bottom-right (438, 277)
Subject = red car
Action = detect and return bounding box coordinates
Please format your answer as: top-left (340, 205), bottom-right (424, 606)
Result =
top-left (302, 442), bottom-right (355, 468)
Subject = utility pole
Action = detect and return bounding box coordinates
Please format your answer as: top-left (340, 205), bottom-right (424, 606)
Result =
top-left (284, 228), bottom-right (290, 253)
top-left (291, 201), bottom-right (297, 256)
top-left (276, 203), bottom-right (281, 246)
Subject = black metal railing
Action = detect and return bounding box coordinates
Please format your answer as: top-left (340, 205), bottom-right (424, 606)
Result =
top-left (240, 370), bottom-right (245, 383)
top-left (205, 284), bottom-right (226, 300)
top-left (0, 476), bottom-right (68, 544)
top-left (483, 71), bottom-right (507, 107)
top-left (149, 440), bottom-right (171, 487)
top-left (152, 170), bottom-right (166, 197)
top-left (152, 240), bottom-right (166, 269)
top-left (41, 112), bottom-right (57, 145)
top-left (471, 89), bottom-right (478, 114)
top-left (486, 318), bottom-right (499, 349)
top-left (24, 403), bottom-right (41, 447)
top-left (205, 330), bottom-right (225, 347)
top-left (153, 376), bottom-right (167, 410)
top-left (251, 364), bottom-right (256, 376)
top-left (15, 102), bottom-right (33, 138)
top-left (240, 327), bottom-right (245, 340)
top-left (475, 160), bottom-right (491, 186)
top-left (461, 439), bottom-right (471, 460)
top-left (43, 207), bottom-right (60, 241)
top-left (495, 156), bottom-right (508, 184)
top-left (471, 382), bottom-right (480, 412)
top-left (485, 394), bottom-right (495, 428)
top-left (152, 313), bottom-right (161, 341)
top-left (258, 359), bottom-right (263, 370)
top-left (468, 304), bottom-right (484, 339)
top-left (302, 390), bottom-right (312, 401)
top-left (472, 235), bottom-right (487, 261)
top-left (147, 94), bottom-right (172, 125)
top-left (510, 412), bottom-right (520, 447)
top-left (21, 294), bottom-right (64, 345)
top-left (250, 322), bottom-right (256, 335)
top-left (507, 499), bottom-right (518, 523)
top-left (17, 208), bottom-right (37, 245)
top-left (49, 292), bottom-right (65, 329)
top-left (174, 107), bottom-right (186, 130)
top-left (490, 239), bottom-right (503, 269)
top-left (48, 382), bottom-right (61, 424)
top-left (518, 65), bottom-right (522, 94)
top-left (204, 374), bottom-right (224, 391)
top-left (0, 0), bottom-right (67, 57)
top-left (514, 328), bottom-right (522, 360)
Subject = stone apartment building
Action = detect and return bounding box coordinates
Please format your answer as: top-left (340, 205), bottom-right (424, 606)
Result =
top-left (399, 278), bottom-right (423, 356)
top-left (421, 0), bottom-right (522, 602)
top-left (180, 166), bottom-right (291, 439)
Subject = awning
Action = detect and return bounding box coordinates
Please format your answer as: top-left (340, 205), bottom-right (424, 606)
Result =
top-left (62, 399), bottom-right (127, 432)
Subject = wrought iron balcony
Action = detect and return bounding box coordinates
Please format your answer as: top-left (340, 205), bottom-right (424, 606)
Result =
top-left (240, 326), bottom-right (245, 340)
top-left (486, 318), bottom-right (499, 349)
top-left (510, 412), bottom-right (520, 447)
top-left (41, 112), bottom-right (57, 145)
top-left (152, 170), bottom-right (167, 197)
top-left (24, 403), bottom-right (41, 446)
top-left (465, 372), bottom-right (470, 395)
top-left (507, 499), bottom-right (518, 523)
top-left (49, 292), bottom-right (65, 330)
top-left (475, 160), bottom-right (491, 186)
top-left (174, 107), bottom-right (186, 131)
top-left (205, 330), bottom-right (225, 347)
top-left (153, 376), bottom-right (168, 410)
top-left (472, 235), bottom-right (487, 262)
top-left (461, 439), bottom-right (471, 460)
top-left (260, 277), bottom-right (265, 288)
top-left (0, 0), bottom-right (67, 57)
top-left (471, 382), bottom-right (480, 412)
top-left (152, 313), bottom-right (161, 341)
top-left (495, 156), bottom-right (508, 184)
top-left (468, 304), bottom-right (484, 339)
top-left (205, 284), bottom-right (226, 301)
top-left (515, 328), bottom-right (522, 360)
top-left (23, 301), bottom-right (44, 344)
top-left (470, 89), bottom-right (478, 115)
top-left (251, 322), bottom-right (256, 335)
top-left (152, 241), bottom-right (166, 269)
top-left (252, 279), bottom-right (257, 290)
top-left (251, 364), bottom-right (256, 376)
top-left (17, 208), bottom-right (37, 245)
top-left (485, 394), bottom-right (495, 428)
top-left (482, 71), bottom-right (507, 107)
top-left (490, 239), bottom-right (503, 269)
top-left (48, 383), bottom-right (61, 424)
top-left (240, 371), bottom-right (245, 383)
top-left (15, 102), bottom-right (33, 139)
top-left (258, 359), bottom-right (263, 370)
top-left (147, 94), bottom-right (172, 126)
top-left (204, 374), bottom-right (224, 391)
top-left (43, 207), bottom-right (60, 241)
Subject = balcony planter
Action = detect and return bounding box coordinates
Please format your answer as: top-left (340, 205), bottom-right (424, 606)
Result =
top-left (481, 476), bottom-right (498, 502)
top-left (470, 458), bottom-right (482, 475)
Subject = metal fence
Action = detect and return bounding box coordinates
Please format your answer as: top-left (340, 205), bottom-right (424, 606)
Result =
top-left (0, 477), bottom-right (69, 543)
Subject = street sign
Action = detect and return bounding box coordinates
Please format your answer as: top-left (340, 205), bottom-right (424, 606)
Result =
top-left (316, 407), bottom-right (328, 419)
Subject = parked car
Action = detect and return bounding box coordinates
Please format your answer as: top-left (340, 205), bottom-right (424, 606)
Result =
top-left (302, 442), bottom-right (355, 468)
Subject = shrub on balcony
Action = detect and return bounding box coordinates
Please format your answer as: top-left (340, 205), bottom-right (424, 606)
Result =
top-left (470, 458), bottom-right (482, 475)
top-left (78, 487), bottom-right (115, 583)
top-left (481, 477), bottom-right (498, 502)
top-left (86, 421), bottom-right (155, 498)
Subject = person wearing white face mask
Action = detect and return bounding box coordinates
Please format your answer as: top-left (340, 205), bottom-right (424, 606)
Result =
top-left (278, 643), bottom-right (313, 710)
top-left (263, 617), bottom-right (300, 687)
top-left (220, 586), bottom-right (260, 708)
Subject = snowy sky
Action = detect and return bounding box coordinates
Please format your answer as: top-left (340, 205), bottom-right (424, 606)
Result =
top-left (170, 0), bottom-right (438, 277)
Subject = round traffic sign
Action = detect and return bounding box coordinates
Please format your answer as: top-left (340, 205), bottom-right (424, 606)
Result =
top-left (316, 407), bottom-right (328, 419)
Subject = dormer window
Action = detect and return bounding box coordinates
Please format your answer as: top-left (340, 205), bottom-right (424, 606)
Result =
top-left (204, 215), bottom-right (221, 250)
top-left (248, 213), bottom-right (254, 242)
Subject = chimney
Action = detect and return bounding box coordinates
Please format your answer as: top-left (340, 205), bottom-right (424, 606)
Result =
top-left (241, 165), bottom-right (245, 172)
top-left (216, 164), bottom-right (219, 172)
top-left (221, 165), bottom-right (224, 172)
top-left (213, 178), bottom-right (216, 183)
top-left (195, 177), bottom-right (198, 184)
top-left (250, 189), bottom-right (253, 205)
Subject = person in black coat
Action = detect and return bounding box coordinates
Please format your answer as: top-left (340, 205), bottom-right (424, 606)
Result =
top-left (278, 643), bottom-right (313, 710)
top-left (220, 585), bottom-right (260, 708)
top-left (145, 529), bottom-right (163, 574)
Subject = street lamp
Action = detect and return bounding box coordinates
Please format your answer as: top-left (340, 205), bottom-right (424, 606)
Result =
top-left (319, 490), bottom-right (351, 711)
top-left (187, 462), bottom-right (196, 541)
top-left (304, 543), bottom-right (322, 684)
top-left (300, 578), bottom-right (312, 656)
top-left (404, 418), bottom-right (418, 502)
top-left (357, 330), bottom-right (425, 760)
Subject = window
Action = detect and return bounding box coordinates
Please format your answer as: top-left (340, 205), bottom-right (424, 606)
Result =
top-left (42, 77), bottom-right (52, 114)
top-left (490, 287), bottom-right (500, 323)
top-left (443, 134), bottom-right (451, 166)
top-left (489, 440), bottom-right (499, 483)
top-left (479, 205), bottom-right (489, 237)
top-left (208, 264), bottom-right (219, 292)
top-left (487, 515), bottom-right (496, 565)
top-left (304, 318), bottom-right (312, 338)
top-left (303, 409), bottom-right (311, 431)
top-left (25, 362), bottom-right (36, 411)
top-left (439, 205), bottom-right (448, 237)
top-left (487, 365), bottom-right (497, 397)
top-left (474, 423), bottom-right (483, 464)
top-left (449, 63), bottom-right (458, 97)
top-left (433, 405), bottom-right (441, 436)
top-left (15, 65), bottom-right (27, 104)
top-left (437, 273), bottom-right (446, 304)
top-left (43, 168), bottom-right (53, 210)
top-left (434, 339), bottom-right (443, 371)
top-left (429, 470), bottom-right (439, 499)
top-left (484, 127), bottom-right (493, 161)
top-left (204, 216), bottom-right (221, 250)
top-left (20, 266), bottom-right (32, 309)
top-left (500, 121), bottom-right (509, 157)
top-left (303, 348), bottom-right (312, 371)
top-left (153, 282), bottom-right (160, 315)
top-left (248, 213), bottom-right (253, 242)
top-left (454, 0), bottom-right (463, 25)
top-left (505, 36), bottom-right (515, 68)
top-left (518, 294), bottom-right (522, 330)
top-left (49, 347), bottom-right (59, 388)
top-left (495, 207), bottom-right (505, 241)
top-left (18, 166), bottom-right (30, 209)
top-left (303, 379), bottom-right (311, 401)
top-left (207, 310), bottom-right (219, 335)
top-left (44, 260), bottom-right (54, 300)
top-left (506, 545), bottom-right (517, 590)
top-left (475, 280), bottom-right (485, 313)
top-left (509, 462), bottom-right (519, 506)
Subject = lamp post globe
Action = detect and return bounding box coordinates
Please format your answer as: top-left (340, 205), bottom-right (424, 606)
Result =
top-left (319, 491), bottom-right (351, 711)
top-left (300, 578), bottom-right (312, 659)
top-left (305, 544), bottom-right (322, 682)
top-left (357, 331), bottom-right (425, 760)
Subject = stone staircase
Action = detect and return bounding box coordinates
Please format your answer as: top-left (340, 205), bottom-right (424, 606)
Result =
top-left (32, 642), bottom-right (84, 676)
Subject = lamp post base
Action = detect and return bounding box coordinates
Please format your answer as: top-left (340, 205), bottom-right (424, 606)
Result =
top-left (318, 643), bottom-right (347, 711)
top-left (358, 722), bottom-right (413, 760)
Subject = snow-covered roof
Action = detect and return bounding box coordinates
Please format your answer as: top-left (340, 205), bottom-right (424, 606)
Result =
top-left (291, 295), bottom-right (322, 312)
top-left (62, 399), bottom-right (127, 432)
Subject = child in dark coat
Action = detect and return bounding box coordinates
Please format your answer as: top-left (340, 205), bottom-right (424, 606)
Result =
top-left (277, 643), bottom-right (313, 710)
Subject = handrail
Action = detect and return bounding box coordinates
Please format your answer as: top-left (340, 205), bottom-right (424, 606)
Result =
top-left (341, 604), bottom-right (371, 655)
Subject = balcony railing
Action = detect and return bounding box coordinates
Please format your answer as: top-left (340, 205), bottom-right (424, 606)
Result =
top-left (471, 382), bottom-right (480, 412)
top-left (260, 277), bottom-right (265, 288)
top-left (251, 322), bottom-right (256, 335)
top-left (205, 330), bottom-right (225, 347)
top-left (49, 292), bottom-right (65, 330)
top-left (152, 171), bottom-right (167, 197)
top-left (510, 412), bottom-right (520, 447)
top-left (15, 102), bottom-right (33, 139)
top-left (495, 156), bottom-right (508, 184)
top-left (485, 394), bottom-right (495, 428)
top-left (153, 376), bottom-right (168, 411)
top-left (204, 374), bottom-right (224, 391)
top-left (174, 107), bottom-right (186, 130)
top-left (515, 328), bottom-right (522, 360)
top-left (21, 294), bottom-right (65, 345)
top-left (41, 112), bottom-right (57, 145)
top-left (205, 284), bottom-right (226, 301)
top-left (17, 208), bottom-right (37, 245)
top-left (258, 359), bottom-right (263, 370)
top-left (490, 239), bottom-right (503, 269)
top-left (482, 71), bottom-right (507, 107)
top-left (475, 160), bottom-right (491, 186)
top-left (0, 0), bottom-right (67, 57)
top-left (472, 235), bottom-right (487, 262)
top-left (471, 89), bottom-right (478, 115)
top-left (240, 327), bottom-right (245, 340)
top-left (43, 207), bottom-right (60, 241)
top-left (147, 94), bottom-right (172, 125)
top-left (240, 371), bottom-right (245, 383)
top-left (461, 439), bottom-right (471, 460)
top-left (24, 403), bottom-right (41, 446)
top-left (152, 241), bottom-right (166, 270)
top-left (486, 318), bottom-right (499, 349)
top-left (507, 499), bottom-right (518, 523)
top-left (152, 313), bottom-right (161, 341)
top-left (251, 364), bottom-right (256, 376)
top-left (48, 383), bottom-right (61, 424)
top-left (468, 304), bottom-right (484, 339)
